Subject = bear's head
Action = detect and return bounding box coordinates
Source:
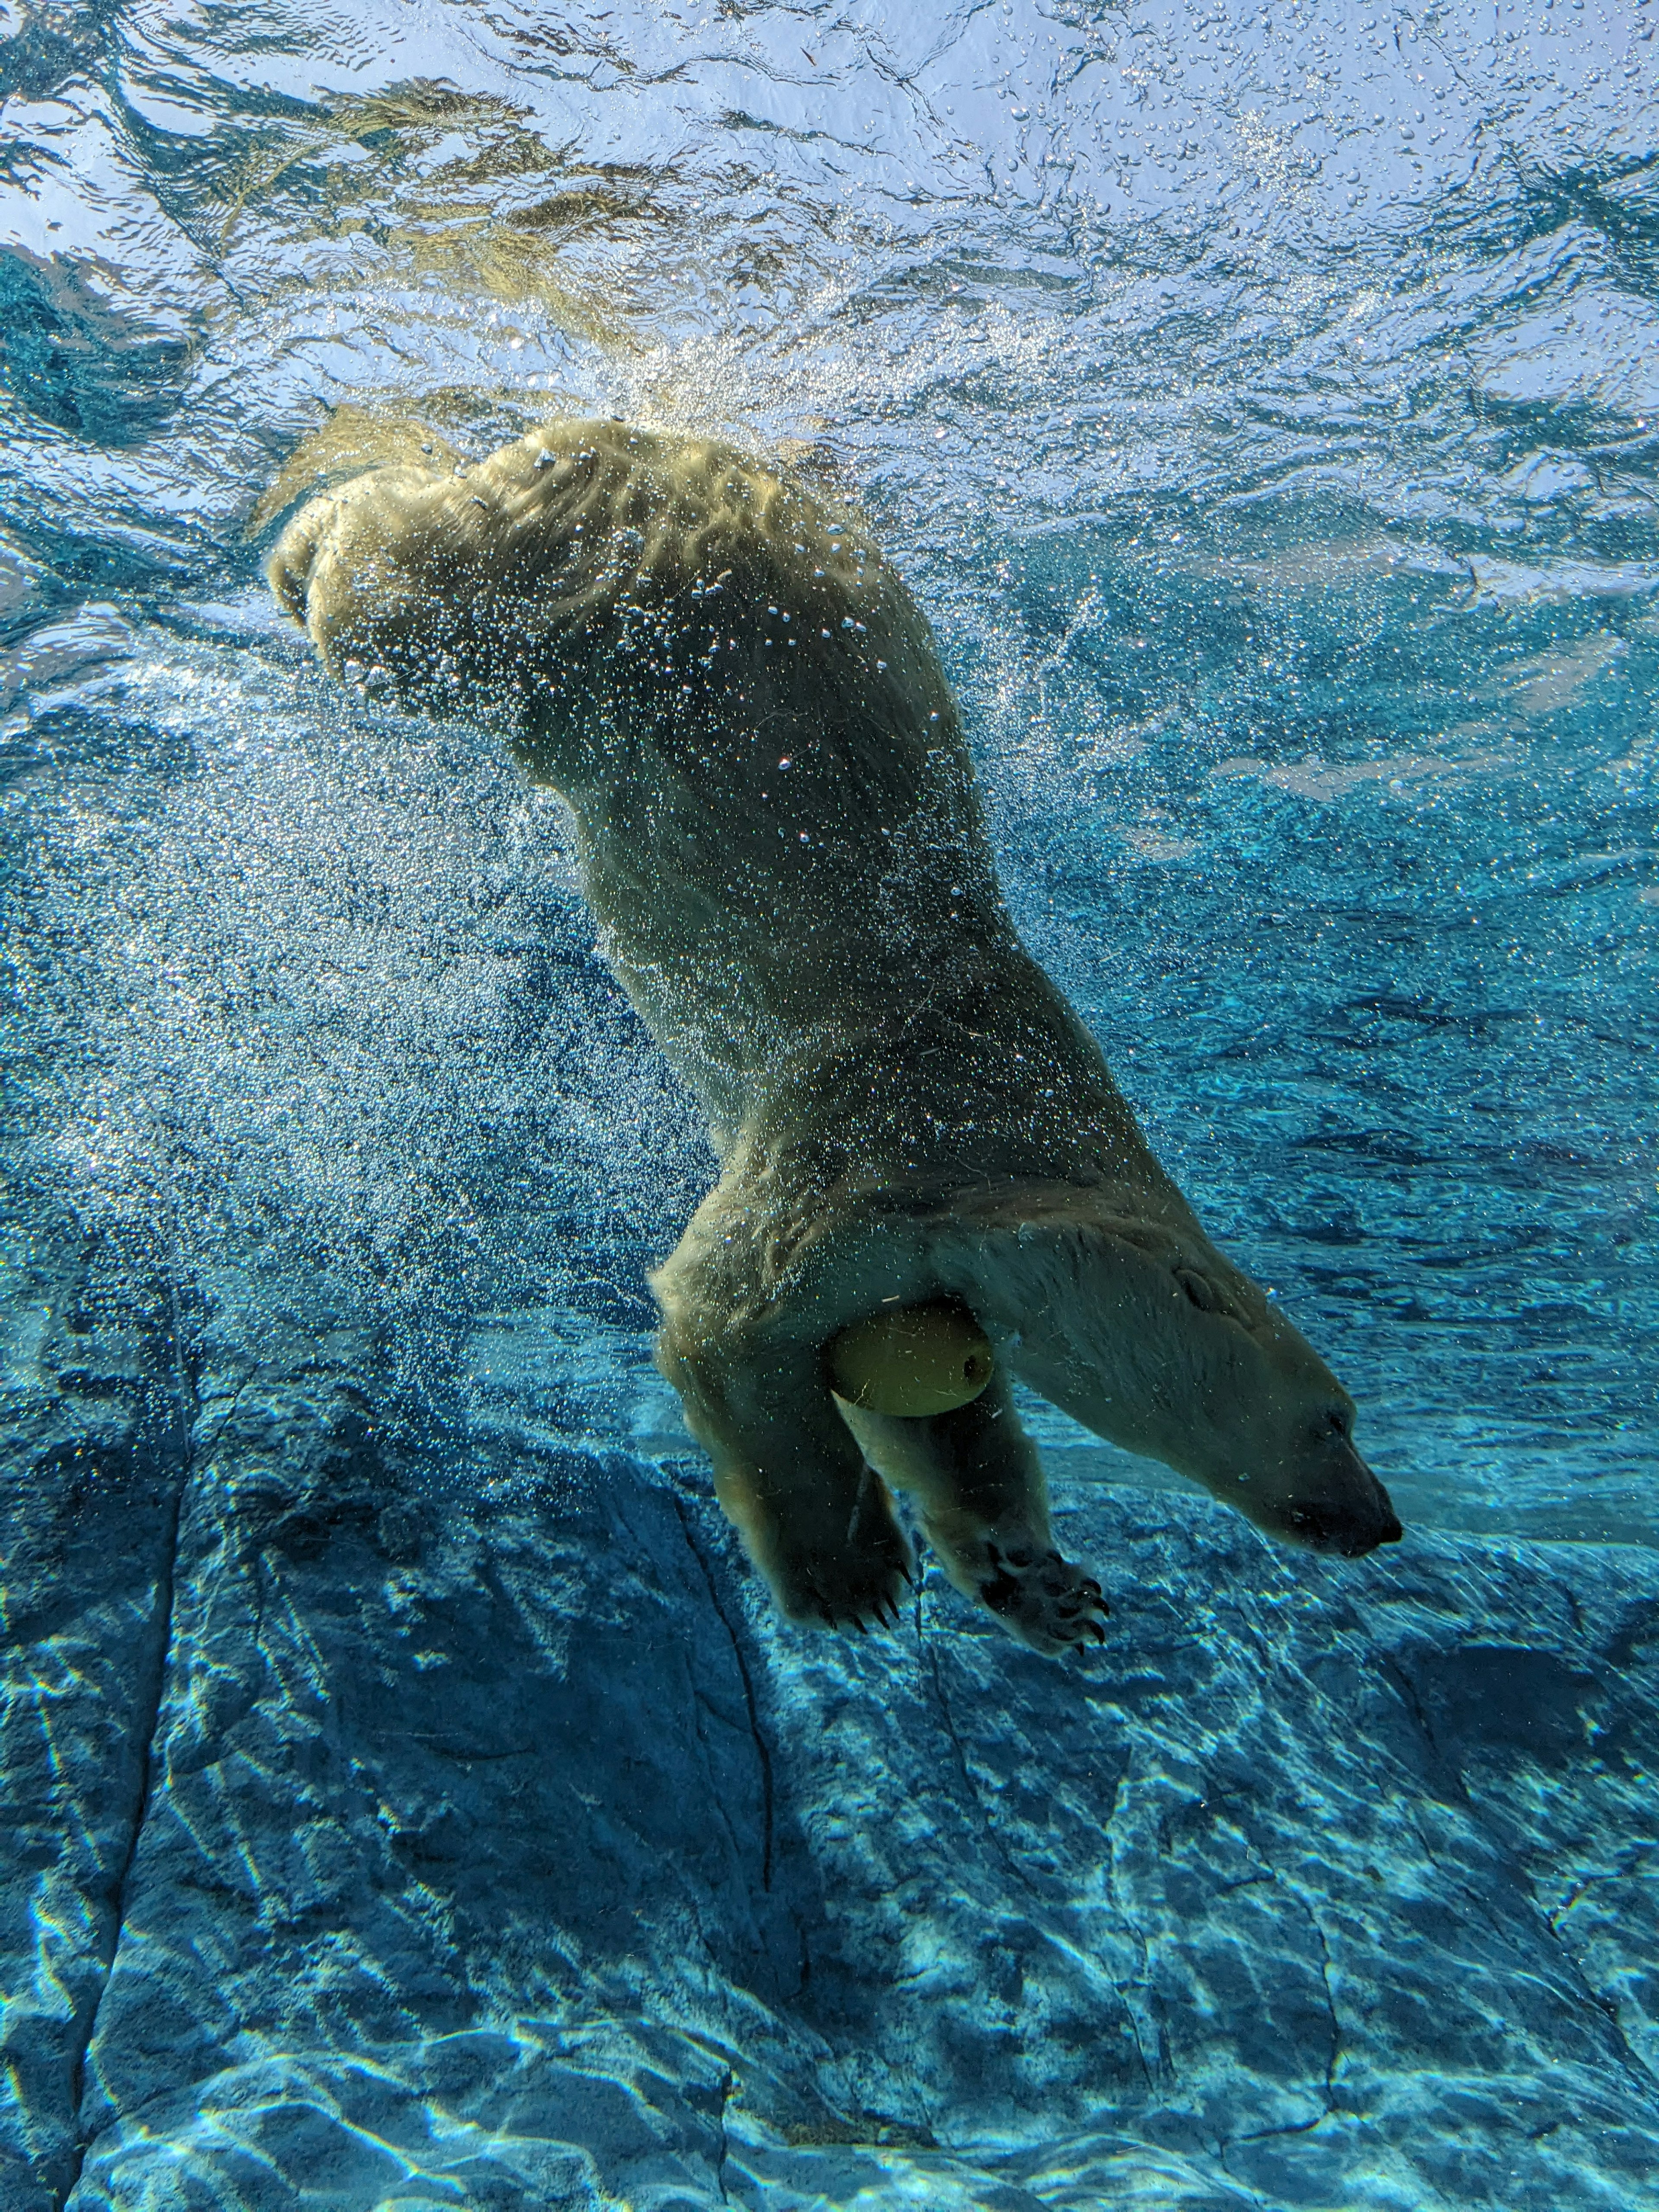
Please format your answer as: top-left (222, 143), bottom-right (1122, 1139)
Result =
top-left (1144, 1245), bottom-right (1402, 1557)
top-left (956, 1208), bottom-right (1403, 1558)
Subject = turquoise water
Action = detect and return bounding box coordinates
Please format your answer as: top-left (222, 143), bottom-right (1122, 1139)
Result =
top-left (3, 2), bottom-right (1658, 2207)
top-left (4, 0), bottom-right (1655, 1543)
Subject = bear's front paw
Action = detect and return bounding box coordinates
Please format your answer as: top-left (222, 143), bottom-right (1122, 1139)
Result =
top-left (974, 1542), bottom-right (1107, 1658)
top-left (772, 1524), bottom-right (915, 1636)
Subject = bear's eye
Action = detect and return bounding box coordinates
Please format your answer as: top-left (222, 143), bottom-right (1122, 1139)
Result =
top-left (1175, 1268), bottom-right (1224, 1313)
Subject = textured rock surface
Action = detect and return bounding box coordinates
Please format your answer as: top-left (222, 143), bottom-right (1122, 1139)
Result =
top-left (3, 1234), bottom-right (1657, 2212)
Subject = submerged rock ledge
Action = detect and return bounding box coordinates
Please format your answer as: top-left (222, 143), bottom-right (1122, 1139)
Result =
top-left (3, 1236), bottom-right (1656, 2212)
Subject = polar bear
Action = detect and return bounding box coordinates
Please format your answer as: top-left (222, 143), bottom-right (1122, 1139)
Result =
top-left (267, 416), bottom-right (1401, 1656)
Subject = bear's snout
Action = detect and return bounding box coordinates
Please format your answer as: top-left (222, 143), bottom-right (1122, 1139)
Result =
top-left (1279, 1441), bottom-right (1403, 1557)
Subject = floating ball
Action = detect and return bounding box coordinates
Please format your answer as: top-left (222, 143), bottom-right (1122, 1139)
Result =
top-left (828, 1302), bottom-right (994, 1418)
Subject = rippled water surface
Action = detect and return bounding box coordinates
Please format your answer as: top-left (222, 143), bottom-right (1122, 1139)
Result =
top-left (3, 0), bottom-right (1656, 1541)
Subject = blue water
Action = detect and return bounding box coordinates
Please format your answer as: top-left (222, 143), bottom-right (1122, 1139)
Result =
top-left (4, 0), bottom-right (1653, 1539)
top-left (2, 3), bottom-right (1657, 2206)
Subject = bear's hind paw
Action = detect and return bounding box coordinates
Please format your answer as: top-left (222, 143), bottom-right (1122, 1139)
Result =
top-left (975, 1543), bottom-right (1108, 1658)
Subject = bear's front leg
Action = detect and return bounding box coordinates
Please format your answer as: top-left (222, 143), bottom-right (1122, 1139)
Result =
top-left (660, 1332), bottom-right (914, 1631)
top-left (837, 1374), bottom-right (1106, 1657)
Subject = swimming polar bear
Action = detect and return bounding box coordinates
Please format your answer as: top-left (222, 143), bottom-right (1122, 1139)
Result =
top-left (267, 416), bottom-right (1402, 1656)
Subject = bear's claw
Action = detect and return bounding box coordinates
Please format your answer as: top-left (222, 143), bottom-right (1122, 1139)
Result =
top-left (974, 1541), bottom-right (1109, 1658)
top-left (790, 1556), bottom-right (912, 1637)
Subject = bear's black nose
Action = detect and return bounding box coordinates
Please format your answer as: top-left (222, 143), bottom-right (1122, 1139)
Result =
top-left (1284, 1449), bottom-right (1403, 1557)
top-left (1287, 1503), bottom-right (1400, 1556)
top-left (1351, 1462), bottom-right (1404, 1552)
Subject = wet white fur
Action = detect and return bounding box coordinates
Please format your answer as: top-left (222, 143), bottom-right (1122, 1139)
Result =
top-left (269, 417), bottom-right (1399, 1653)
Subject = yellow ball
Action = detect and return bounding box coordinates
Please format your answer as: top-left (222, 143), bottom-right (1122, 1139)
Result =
top-left (828, 1303), bottom-right (994, 1418)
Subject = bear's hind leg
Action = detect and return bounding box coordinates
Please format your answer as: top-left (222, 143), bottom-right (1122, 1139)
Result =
top-left (837, 1375), bottom-right (1106, 1657)
top-left (662, 1336), bottom-right (913, 1631)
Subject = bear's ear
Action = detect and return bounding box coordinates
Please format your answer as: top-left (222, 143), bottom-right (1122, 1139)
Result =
top-left (1174, 1267), bottom-right (1229, 1315)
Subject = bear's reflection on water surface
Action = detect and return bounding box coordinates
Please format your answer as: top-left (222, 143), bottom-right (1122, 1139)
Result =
top-left (268, 416), bottom-right (1402, 1658)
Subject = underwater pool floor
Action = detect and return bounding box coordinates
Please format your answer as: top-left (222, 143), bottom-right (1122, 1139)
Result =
top-left (5, 1232), bottom-right (1658, 2209)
